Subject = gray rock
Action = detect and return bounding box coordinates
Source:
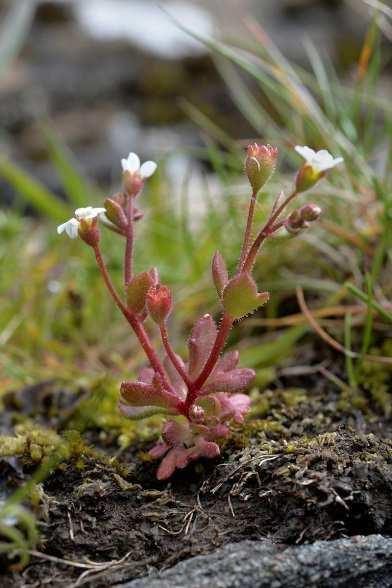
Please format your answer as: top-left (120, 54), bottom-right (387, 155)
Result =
top-left (123, 535), bottom-right (392, 588)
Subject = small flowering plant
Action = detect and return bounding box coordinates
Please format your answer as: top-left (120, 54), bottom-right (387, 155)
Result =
top-left (58, 145), bottom-right (343, 479)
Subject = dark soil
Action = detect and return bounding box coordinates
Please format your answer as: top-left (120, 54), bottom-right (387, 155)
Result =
top-left (1, 360), bottom-right (392, 587)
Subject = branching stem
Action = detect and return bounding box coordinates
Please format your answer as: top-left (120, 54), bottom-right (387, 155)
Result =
top-left (187, 188), bottom-right (299, 406)
top-left (242, 189), bottom-right (298, 273)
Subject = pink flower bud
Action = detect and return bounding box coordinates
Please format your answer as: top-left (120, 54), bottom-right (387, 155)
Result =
top-left (245, 143), bottom-right (278, 194)
top-left (300, 203), bottom-right (322, 222)
top-left (286, 209), bottom-right (303, 230)
top-left (146, 284), bottom-right (173, 324)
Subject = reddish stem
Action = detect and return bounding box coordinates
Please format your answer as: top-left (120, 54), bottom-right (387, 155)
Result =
top-left (191, 313), bottom-right (233, 393)
top-left (159, 323), bottom-right (192, 389)
top-left (124, 195), bottom-right (134, 287)
top-left (238, 189), bottom-right (257, 270)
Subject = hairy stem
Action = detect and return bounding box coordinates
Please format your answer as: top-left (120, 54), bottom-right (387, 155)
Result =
top-left (160, 323), bottom-right (192, 388)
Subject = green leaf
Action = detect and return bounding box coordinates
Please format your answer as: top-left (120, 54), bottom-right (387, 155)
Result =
top-left (223, 273), bottom-right (269, 319)
top-left (346, 282), bottom-right (392, 322)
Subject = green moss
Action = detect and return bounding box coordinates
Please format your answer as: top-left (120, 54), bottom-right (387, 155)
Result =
top-left (0, 423), bottom-right (61, 461)
top-left (280, 388), bottom-right (308, 408)
top-left (249, 390), bottom-right (271, 418)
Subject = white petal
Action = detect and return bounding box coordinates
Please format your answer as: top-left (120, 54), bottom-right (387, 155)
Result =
top-left (57, 218), bottom-right (80, 239)
top-left (313, 152), bottom-right (343, 172)
top-left (295, 145), bottom-right (316, 162)
top-left (140, 160), bottom-right (157, 178)
top-left (57, 220), bottom-right (71, 235)
top-left (65, 219), bottom-right (80, 239)
top-left (315, 149), bottom-right (332, 159)
top-left (124, 152), bottom-right (140, 173)
top-left (332, 157), bottom-right (344, 166)
top-left (75, 207), bottom-right (93, 219)
top-left (75, 206), bottom-right (106, 220)
top-left (84, 207), bottom-right (106, 219)
top-left (121, 158), bottom-right (130, 172)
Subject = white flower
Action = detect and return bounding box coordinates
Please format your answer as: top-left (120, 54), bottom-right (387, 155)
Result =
top-left (121, 152), bottom-right (157, 179)
top-left (57, 207), bottom-right (106, 239)
top-left (295, 146), bottom-right (343, 173)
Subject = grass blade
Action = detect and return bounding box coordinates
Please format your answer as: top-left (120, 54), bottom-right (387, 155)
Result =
top-left (346, 282), bottom-right (392, 322)
top-left (0, 0), bottom-right (36, 76)
top-left (0, 157), bottom-right (68, 221)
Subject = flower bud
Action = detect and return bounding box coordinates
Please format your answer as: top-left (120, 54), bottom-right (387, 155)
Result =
top-left (287, 209), bottom-right (303, 230)
top-left (126, 271), bottom-right (156, 313)
top-left (123, 171), bottom-right (144, 197)
top-left (104, 196), bottom-right (127, 229)
top-left (245, 143), bottom-right (278, 194)
top-left (285, 221), bottom-right (306, 235)
top-left (146, 284), bottom-right (173, 324)
top-left (78, 218), bottom-right (100, 247)
top-left (300, 203), bottom-right (322, 222)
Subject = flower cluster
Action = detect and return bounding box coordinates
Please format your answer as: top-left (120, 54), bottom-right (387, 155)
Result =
top-left (58, 146), bottom-right (343, 479)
